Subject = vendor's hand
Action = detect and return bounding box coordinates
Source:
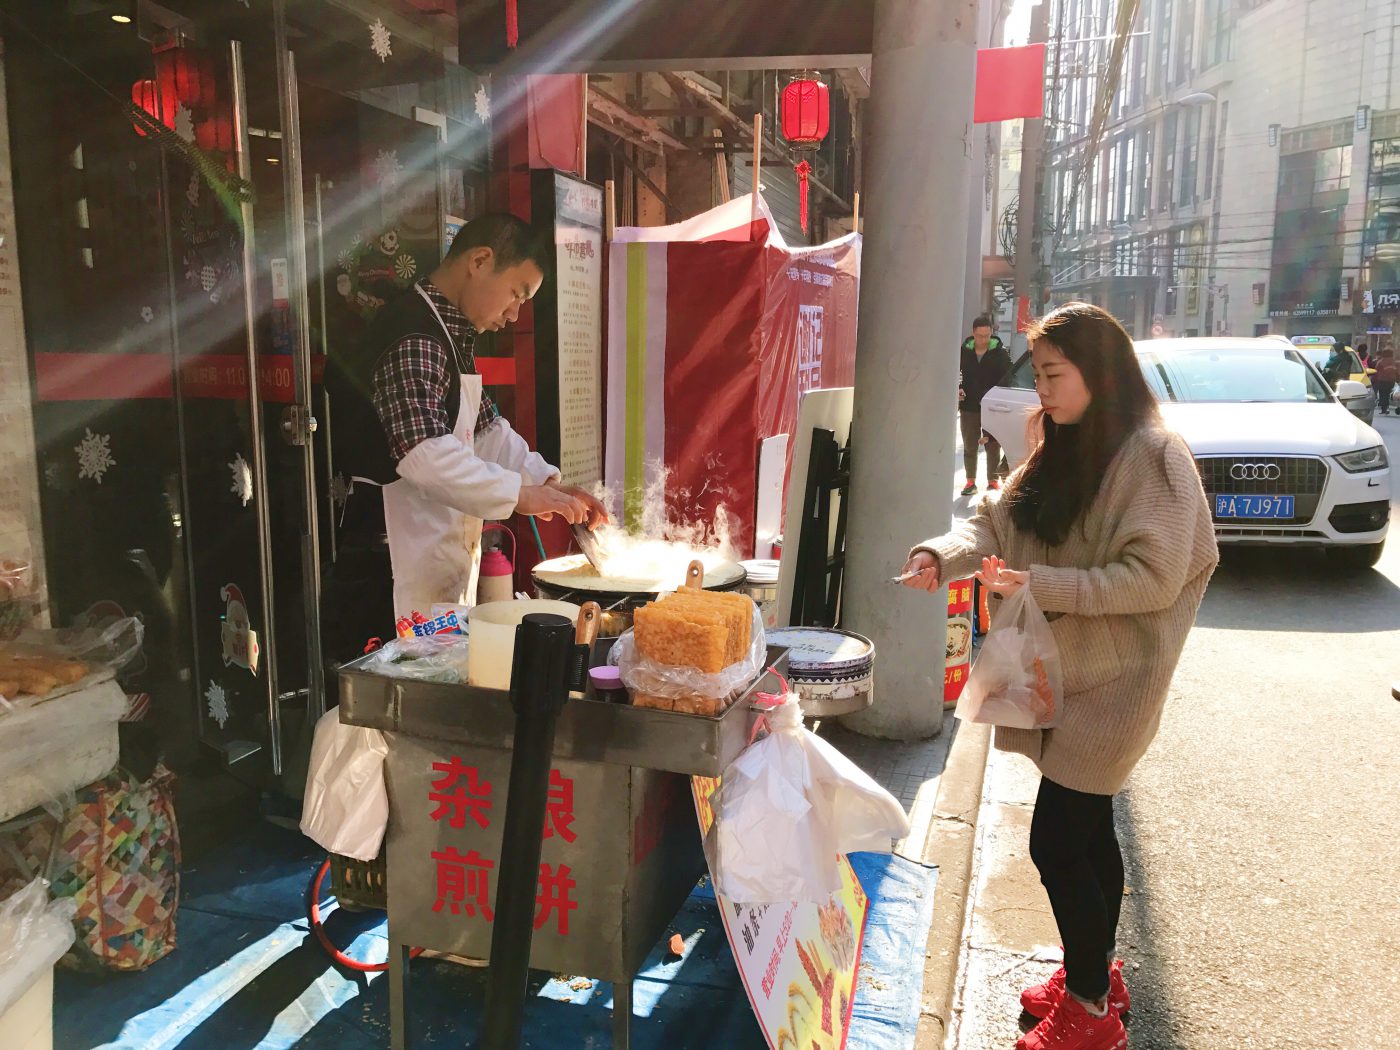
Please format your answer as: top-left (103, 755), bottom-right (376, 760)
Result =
top-left (958, 387), bottom-right (966, 402)
top-left (900, 551), bottom-right (941, 593)
top-left (517, 484), bottom-right (588, 525)
top-left (974, 556), bottom-right (1028, 596)
top-left (547, 479), bottom-right (611, 530)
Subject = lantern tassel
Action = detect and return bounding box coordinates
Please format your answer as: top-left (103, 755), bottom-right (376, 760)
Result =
top-left (795, 160), bottom-right (811, 233)
top-left (506, 0), bottom-right (519, 48)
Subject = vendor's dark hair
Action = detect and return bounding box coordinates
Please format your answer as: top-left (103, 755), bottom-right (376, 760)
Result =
top-left (1002, 302), bottom-right (1160, 546)
top-left (446, 212), bottom-right (551, 272)
top-left (971, 314), bottom-right (993, 330)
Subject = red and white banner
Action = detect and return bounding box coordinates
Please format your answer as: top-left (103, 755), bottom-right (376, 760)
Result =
top-left (604, 195), bottom-right (861, 554)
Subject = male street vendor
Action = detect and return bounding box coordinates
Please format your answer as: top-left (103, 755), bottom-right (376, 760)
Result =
top-left (326, 213), bottom-right (607, 659)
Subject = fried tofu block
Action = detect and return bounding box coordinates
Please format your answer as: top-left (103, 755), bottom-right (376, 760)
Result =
top-left (661, 590), bottom-right (753, 664)
top-left (634, 602), bottom-right (728, 673)
top-left (0, 679), bottom-right (17, 698)
top-left (671, 694), bottom-right (724, 717)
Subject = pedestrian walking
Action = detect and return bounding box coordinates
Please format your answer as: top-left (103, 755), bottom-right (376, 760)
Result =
top-left (1374, 346), bottom-right (1397, 415)
top-left (901, 303), bottom-right (1219, 1050)
top-left (1356, 341), bottom-right (1371, 369)
top-left (958, 314), bottom-right (1013, 496)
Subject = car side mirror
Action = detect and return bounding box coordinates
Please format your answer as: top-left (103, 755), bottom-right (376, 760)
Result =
top-left (1335, 379), bottom-right (1368, 401)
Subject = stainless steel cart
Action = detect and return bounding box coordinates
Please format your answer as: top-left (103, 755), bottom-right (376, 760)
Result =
top-left (337, 646), bottom-right (789, 1049)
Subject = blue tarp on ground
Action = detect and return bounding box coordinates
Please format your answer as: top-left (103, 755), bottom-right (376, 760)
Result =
top-left (56, 826), bottom-right (936, 1050)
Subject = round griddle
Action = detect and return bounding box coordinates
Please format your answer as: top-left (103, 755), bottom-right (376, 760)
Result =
top-left (531, 553), bottom-right (748, 610)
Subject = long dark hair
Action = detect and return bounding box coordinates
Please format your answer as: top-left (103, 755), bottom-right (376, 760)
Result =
top-left (1002, 303), bottom-right (1161, 545)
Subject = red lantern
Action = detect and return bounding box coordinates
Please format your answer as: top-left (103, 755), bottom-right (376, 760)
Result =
top-left (506, 0), bottom-right (519, 48)
top-left (195, 107), bottom-right (236, 155)
top-left (779, 73), bottom-right (830, 233)
top-left (131, 79), bottom-right (160, 136)
top-left (779, 73), bottom-right (830, 152)
top-left (153, 42), bottom-right (213, 113)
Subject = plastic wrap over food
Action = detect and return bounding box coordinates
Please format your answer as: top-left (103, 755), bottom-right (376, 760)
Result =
top-left (362, 633), bottom-right (471, 683)
top-left (611, 605), bottom-right (766, 703)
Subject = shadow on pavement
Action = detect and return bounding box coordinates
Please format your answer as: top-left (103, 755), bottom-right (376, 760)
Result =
top-left (1194, 545), bottom-right (1400, 632)
top-left (1112, 789), bottom-right (1191, 1050)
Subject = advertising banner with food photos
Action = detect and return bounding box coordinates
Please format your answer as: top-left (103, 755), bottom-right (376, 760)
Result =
top-left (692, 774), bottom-right (869, 1050)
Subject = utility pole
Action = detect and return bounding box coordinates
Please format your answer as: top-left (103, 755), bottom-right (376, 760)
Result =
top-left (842, 0), bottom-right (978, 742)
top-left (1012, 0), bottom-right (1051, 345)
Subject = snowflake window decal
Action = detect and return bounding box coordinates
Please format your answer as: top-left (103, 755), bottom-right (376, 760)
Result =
top-left (474, 85), bottom-right (492, 124)
top-left (229, 452), bottom-right (253, 507)
top-left (75, 429), bottom-right (115, 484)
top-left (373, 149), bottom-right (403, 192)
top-left (141, 306), bottom-right (154, 323)
top-left (205, 680), bottom-right (230, 729)
top-left (369, 18), bottom-right (392, 62)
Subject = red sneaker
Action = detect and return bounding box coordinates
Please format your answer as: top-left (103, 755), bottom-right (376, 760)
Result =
top-left (1021, 960), bottom-right (1130, 1024)
top-left (1016, 992), bottom-right (1126, 1050)
top-left (989, 479), bottom-right (1001, 490)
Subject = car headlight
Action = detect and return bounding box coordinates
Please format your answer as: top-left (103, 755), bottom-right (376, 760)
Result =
top-left (1334, 445), bottom-right (1390, 473)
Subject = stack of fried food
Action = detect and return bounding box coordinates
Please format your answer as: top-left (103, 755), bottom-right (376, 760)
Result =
top-left (631, 588), bottom-right (754, 716)
top-left (0, 649), bottom-right (90, 700)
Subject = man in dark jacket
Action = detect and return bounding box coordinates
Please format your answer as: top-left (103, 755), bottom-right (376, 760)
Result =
top-left (958, 315), bottom-right (1013, 496)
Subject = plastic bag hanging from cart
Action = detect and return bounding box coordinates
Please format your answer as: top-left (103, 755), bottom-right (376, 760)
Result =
top-left (706, 692), bottom-right (910, 903)
top-left (300, 708), bottom-right (389, 863)
top-left (955, 585), bottom-right (1063, 730)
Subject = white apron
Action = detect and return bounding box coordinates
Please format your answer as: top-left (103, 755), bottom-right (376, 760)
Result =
top-left (382, 287), bottom-right (485, 618)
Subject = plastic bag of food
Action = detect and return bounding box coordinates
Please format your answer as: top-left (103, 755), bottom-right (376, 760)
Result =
top-left (0, 879), bottom-right (77, 1016)
top-left (611, 604), bottom-right (766, 714)
top-left (362, 633), bottom-right (471, 683)
top-left (955, 586), bottom-right (1063, 730)
top-left (300, 708), bottom-right (389, 862)
top-left (705, 693), bottom-right (911, 903)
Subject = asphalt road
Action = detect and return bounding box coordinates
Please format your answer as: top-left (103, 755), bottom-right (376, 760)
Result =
top-left (1110, 410), bottom-right (1400, 1049)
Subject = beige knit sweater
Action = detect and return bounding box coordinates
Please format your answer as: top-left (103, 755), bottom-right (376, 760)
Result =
top-left (917, 423), bottom-right (1219, 795)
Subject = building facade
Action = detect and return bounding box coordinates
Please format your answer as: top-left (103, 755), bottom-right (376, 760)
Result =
top-left (1041, 0), bottom-right (1400, 347)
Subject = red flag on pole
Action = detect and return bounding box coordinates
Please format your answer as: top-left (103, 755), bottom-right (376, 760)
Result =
top-left (974, 44), bottom-right (1047, 124)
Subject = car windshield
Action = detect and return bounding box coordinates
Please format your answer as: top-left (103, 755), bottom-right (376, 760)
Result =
top-left (1136, 347), bottom-right (1334, 404)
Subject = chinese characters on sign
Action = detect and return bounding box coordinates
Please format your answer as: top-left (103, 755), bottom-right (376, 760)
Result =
top-left (797, 304), bottom-right (825, 397)
top-left (427, 757), bottom-right (580, 935)
top-left (554, 175), bottom-right (604, 488)
top-left (945, 578), bottom-right (975, 703)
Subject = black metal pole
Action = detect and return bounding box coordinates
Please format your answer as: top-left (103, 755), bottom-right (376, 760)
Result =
top-left (480, 612), bottom-right (576, 1050)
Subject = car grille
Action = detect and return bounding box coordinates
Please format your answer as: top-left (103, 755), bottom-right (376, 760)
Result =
top-left (1195, 456), bottom-right (1328, 527)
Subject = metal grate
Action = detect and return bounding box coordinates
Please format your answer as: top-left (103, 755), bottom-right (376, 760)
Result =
top-left (1195, 456), bottom-right (1328, 526)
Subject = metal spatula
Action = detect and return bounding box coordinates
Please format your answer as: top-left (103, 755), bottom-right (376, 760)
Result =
top-left (572, 523), bottom-right (606, 573)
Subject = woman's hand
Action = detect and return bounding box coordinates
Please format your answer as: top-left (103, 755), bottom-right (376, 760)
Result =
top-left (900, 551), bottom-right (941, 593)
top-left (974, 556), bottom-right (1028, 596)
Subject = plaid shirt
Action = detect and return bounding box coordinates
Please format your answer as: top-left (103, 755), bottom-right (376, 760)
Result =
top-left (371, 281), bottom-right (502, 461)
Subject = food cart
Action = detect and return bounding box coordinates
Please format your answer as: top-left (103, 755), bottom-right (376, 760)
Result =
top-left (336, 631), bottom-right (789, 1050)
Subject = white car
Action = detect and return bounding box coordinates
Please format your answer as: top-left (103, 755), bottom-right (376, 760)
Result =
top-left (980, 337), bottom-right (1392, 569)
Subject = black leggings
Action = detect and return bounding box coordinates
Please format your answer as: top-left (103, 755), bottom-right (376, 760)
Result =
top-left (1029, 777), bottom-right (1124, 1002)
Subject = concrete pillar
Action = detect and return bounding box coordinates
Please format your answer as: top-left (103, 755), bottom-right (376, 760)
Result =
top-left (841, 0), bottom-right (978, 741)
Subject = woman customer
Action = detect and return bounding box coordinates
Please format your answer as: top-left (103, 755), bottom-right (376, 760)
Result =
top-left (901, 303), bottom-right (1218, 1050)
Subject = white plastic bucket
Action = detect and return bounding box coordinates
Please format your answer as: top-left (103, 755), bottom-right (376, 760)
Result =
top-left (466, 600), bottom-right (581, 689)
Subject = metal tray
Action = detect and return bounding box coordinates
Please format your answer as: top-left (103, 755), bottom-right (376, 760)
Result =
top-left (337, 645), bottom-right (790, 778)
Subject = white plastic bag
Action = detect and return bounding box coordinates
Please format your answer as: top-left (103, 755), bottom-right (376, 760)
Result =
top-left (955, 586), bottom-right (1063, 730)
top-left (707, 695), bottom-right (911, 903)
top-left (0, 879), bottom-right (76, 1017)
top-left (300, 707), bottom-right (389, 862)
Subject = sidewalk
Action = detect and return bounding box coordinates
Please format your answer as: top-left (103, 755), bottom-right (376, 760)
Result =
top-left (941, 746), bottom-right (1064, 1050)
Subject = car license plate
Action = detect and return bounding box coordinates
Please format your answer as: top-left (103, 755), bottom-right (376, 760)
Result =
top-left (1214, 494), bottom-right (1295, 519)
